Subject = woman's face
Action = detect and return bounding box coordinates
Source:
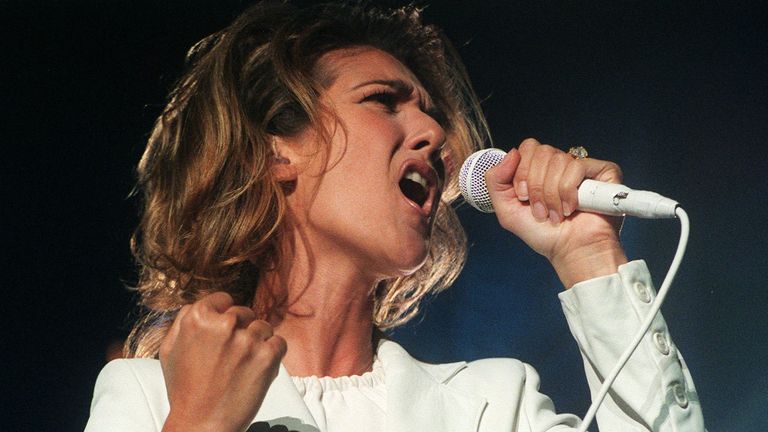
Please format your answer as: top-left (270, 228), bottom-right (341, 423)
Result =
top-left (278, 47), bottom-right (446, 282)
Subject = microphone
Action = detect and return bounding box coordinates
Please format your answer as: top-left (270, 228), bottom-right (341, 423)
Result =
top-left (459, 148), bottom-right (679, 218)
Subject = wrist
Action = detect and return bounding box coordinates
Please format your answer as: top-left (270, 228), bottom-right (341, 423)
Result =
top-left (550, 241), bottom-right (628, 289)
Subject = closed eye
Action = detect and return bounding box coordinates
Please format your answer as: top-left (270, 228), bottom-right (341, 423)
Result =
top-left (363, 90), bottom-right (399, 112)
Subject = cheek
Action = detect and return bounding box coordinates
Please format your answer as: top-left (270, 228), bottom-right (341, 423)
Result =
top-left (347, 108), bottom-right (402, 143)
top-left (330, 120), bottom-right (398, 177)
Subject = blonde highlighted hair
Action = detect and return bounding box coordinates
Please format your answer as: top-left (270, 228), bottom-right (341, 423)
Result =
top-left (127, 1), bottom-right (489, 358)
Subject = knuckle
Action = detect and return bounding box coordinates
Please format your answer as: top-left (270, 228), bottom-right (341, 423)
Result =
top-left (232, 331), bottom-right (252, 351)
top-left (186, 306), bottom-right (206, 328)
top-left (543, 186), bottom-right (559, 203)
top-left (220, 291), bottom-right (235, 304)
top-left (554, 152), bottom-right (571, 165)
top-left (218, 312), bottom-right (238, 332)
top-left (209, 291), bottom-right (231, 302)
top-left (609, 162), bottom-right (624, 180)
top-left (519, 138), bottom-right (540, 150)
top-left (537, 144), bottom-right (556, 155)
top-left (252, 320), bottom-right (274, 337)
top-left (191, 299), bottom-right (211, 316)
top-left (527, 182), bottom-right (543, 198)
top-left (558, 180), bottom-right (574, 197)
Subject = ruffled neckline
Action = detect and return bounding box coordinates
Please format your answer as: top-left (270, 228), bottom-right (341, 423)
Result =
top-left (290, 356), bottom-right (384, 393)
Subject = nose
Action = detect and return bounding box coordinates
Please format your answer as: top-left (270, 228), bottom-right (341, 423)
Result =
top-left (405, 109), bottom-right (446, 154)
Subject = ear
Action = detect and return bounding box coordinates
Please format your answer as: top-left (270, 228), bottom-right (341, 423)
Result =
top-left (270, 135), bottom-right (298, 182)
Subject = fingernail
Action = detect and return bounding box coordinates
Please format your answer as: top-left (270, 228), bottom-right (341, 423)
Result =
top-left (562, 202), bottom-right (572, 217)
top-left (518, 181), bottom-right (529, 200)
top-left (533, 201), bottom-right (547, 220)
top-left (549, 209), bottom-right (561, 224)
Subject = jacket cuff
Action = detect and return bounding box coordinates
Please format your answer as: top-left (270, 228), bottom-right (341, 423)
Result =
top-left (558, 259), bottom-right (705, 431)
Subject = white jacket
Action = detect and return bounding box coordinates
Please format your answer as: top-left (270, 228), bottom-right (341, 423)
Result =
top-left (85, 260), bottom-right (705, 431)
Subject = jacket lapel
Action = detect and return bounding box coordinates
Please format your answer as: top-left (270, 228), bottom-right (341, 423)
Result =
top-left (253, 364), bottom-right (320, 432)
top-left (379, 340), bottom-right (487, 432)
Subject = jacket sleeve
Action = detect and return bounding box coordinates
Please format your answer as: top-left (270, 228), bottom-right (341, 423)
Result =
top-left (558, 260), bottom-right (705, 431)
top-left (84, 359), bottom-right (168, 432)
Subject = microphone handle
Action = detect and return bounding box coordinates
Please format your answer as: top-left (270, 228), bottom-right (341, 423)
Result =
top-left (577, 179), bottom-right (678, 219)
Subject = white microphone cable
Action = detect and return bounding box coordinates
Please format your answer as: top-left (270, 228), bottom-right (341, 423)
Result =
top-left (459, 148), bottom-right (691, 432)
top-left (577, 206), bottom-right (689, 432)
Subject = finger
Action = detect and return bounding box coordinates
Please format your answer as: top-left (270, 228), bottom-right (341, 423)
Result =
top-left (200, 291), bottom-right (235, 314)
top-left (559, 158), bottom-right (587, 217)
top-left (581, 158), bottom-right (623, 184)
top-left (559, 157), bottom-right (623, 216)
top-left (543, 152), bottom-right (571, 223)
top-left (513, 138), bottom-right (540, 201)
top-left (526, 144), bottom-right (557, 221)
top-left (185, 292), bottom-right (239, 336)
top-left (256, 335), bottom-right (288, 383)
top-left (245, 319), bottom-right (276, 340)
top-left (264, 334), bottom-right (288, 360)
top-left (223, 305), bottom-right (257, 328)
top-left (485, 148), bottom-right (520, 194)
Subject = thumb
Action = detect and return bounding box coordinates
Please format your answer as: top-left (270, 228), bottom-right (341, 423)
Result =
top-left (485, 148), bottom-right (520, 195)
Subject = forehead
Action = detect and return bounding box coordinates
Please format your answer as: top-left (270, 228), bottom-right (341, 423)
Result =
top-left (316, 47), bottom-right (426, 94)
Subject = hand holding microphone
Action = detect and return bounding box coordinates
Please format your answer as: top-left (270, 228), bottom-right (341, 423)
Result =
top-left (460, 146), bottom-right (678, 218)
top-left (459, 139), bottom-right (651, 287)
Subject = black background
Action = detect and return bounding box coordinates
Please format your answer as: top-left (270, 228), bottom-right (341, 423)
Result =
top-left (3, 1), bottom-right (767, 430)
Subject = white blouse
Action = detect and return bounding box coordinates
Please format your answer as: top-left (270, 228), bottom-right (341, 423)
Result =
top-left (290, 357), bottom-right (386, 432)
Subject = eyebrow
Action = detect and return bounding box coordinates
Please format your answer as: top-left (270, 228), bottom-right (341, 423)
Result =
top-left (352, 79), bottom-right (416, 104)
top-left (352, 78), bottom-right (442, 120)
top-left (351, 79), bottom-right (415, 95)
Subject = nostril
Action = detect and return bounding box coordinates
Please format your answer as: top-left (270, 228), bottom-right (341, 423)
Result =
top-left (413, 140), bottom-right (430, 150)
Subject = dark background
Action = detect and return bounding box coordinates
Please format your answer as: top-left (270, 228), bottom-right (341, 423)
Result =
top-left (3, 0), bottom-right (766, 431)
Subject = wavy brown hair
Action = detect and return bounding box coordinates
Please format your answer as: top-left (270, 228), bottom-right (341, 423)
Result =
top-left (127, 0), bottom-right (490, 358)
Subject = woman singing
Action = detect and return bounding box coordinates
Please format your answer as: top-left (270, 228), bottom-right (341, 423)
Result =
top-left (85, 1), bottom-right (704, 431)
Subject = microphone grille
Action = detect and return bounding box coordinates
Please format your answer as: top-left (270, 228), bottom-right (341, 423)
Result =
top-left (459, 148), bottom-right (507, 213)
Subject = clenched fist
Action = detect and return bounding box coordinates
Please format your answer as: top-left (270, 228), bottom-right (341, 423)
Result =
top-left (159, 292), bottom-right (287, 432)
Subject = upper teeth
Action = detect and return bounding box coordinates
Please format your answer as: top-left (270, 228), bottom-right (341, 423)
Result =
top-left (404, 171), bottom-right (428, 188)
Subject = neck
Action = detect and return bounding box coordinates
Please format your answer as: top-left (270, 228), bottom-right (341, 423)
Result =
top-left (254, 226), bottom-right (379, 378)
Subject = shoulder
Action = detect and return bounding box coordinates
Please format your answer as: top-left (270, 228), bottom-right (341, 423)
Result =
top-left (97, 358), bottom-right (164, 381)
top-left (94, 358), bottom-right (167, 399)
top-left (452, 357), bottom-right (530, 395)
top-left (379, 339), bottom-right (533, 401)
top-left (418, 356), bottom-right (532, 401)
top-left (85, 359), bottom-right (169, 432)
top-left (417, 357), bottom-right (561, 429)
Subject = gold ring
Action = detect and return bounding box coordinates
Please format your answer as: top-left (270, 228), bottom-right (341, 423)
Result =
top-left (568, 146), bottom-right (588, 159)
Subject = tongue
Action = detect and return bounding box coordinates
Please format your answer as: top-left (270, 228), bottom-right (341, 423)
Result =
top-left (399, 178), bottom-right (427, 206)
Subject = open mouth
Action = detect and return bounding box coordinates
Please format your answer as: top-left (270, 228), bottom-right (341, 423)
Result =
top-left (398, 160), bottom-right (438, 213)
top-left (399, 171), bottom-right (429, 207)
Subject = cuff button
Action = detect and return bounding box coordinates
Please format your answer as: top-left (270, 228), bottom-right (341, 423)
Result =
top-left (672, 382), bottom-right (689, 408)
top-left (653, 332), bottom-right (671, 355)
top-left (634, 281), bottom-right (652, 303)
